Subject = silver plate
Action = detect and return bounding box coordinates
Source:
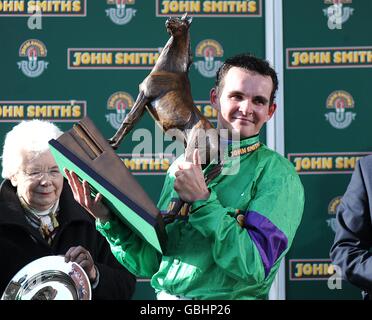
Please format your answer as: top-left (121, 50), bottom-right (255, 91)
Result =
top-left (1, 256), bottom-right (92, 300)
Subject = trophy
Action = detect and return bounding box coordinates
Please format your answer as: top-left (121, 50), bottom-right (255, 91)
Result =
top-left (108, 14), bottom-right (221, 217)
top-left (49, 117), bottom-right (166, 254)
top-left (1, 256), bottom-right (91, 300)
top-left (49, 14), bottom-right (222, 254)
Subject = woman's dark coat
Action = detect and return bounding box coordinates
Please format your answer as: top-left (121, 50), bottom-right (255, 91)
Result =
top-left (0, 179), bottom-right (136, 300)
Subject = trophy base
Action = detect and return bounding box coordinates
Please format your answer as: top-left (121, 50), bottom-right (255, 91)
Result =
top-left (49, 117), bottom-right (166, 254)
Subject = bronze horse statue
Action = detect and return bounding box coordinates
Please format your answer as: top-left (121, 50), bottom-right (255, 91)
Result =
top-left (108, 14), bottom-right (221, 216)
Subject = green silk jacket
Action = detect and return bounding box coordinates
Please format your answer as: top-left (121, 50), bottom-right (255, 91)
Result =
top-left (97, 135), bottom-right (304, 299)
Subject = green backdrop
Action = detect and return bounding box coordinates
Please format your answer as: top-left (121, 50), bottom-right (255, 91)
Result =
top-left (0, 0), bottom-right (265, 300)
top-left (283, 0), bottom-right (372, 299)
top-left (1, 0), bottom-right (370, 300)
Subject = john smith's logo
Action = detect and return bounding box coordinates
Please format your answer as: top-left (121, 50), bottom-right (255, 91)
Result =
top-left (105, 91), bottom-right (134, 129)
top-left (106, 0), bottom-right (137, 25)
top-left (325, 90), bottom-right (356, 129)
top-left (326, 196), bottom-right (342, 233)
top-left (17, 39), bottom-right (48, 78)
top-left (323, 0), bottom-right (354, 30)
top-left (194, 39), bottom-right (224, 78)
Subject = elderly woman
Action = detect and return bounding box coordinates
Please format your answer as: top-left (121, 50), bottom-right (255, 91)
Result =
top-left (0, 120), bottom-right (136, 299)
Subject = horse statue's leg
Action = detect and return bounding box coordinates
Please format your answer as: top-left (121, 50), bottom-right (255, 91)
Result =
top-left (108, 91), bottom-right (148, 149)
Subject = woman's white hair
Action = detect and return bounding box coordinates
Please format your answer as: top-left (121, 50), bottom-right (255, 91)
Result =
top-left (1, 120), bottom-right (63, 179)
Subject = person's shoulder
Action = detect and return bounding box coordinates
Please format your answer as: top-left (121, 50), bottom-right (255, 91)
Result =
top-left (359, 154), bottom-right (372, 168)
top-left (257, 145), bottom-right (295, 173)
top-left (256, 147), bottom-right (304, 195)
top-left (60, 181), bottom-right (95, 224)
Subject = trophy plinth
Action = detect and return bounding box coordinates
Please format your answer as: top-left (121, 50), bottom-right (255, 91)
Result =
top-left (49, 116), bottom-right (166, 254)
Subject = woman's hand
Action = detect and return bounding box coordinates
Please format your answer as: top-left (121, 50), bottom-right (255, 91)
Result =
top-left (65, 246), bottom-right (97, 282)
top-left (64, 169), bottom-right (112, 223)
